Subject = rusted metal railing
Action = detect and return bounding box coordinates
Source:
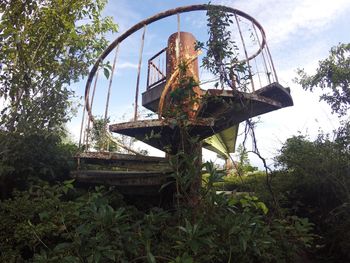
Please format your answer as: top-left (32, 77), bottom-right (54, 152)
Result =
top-left (146, 47), bottom-right (167, 90)
top-left (79, 4), bottom-right (282, 152)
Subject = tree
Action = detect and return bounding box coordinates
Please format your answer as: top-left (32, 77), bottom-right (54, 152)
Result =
top-left (275, 129), bottom-right (350, 261)
top-left (0, 0), bottom-right (117, 197)
top-left (0, 0), bottom-right (118, 134)
top-left (233, 144), bottom-right (258, 176)
top-left (295, 43), bottom-right (350, 117)
top-left (293, 43), bottom-right (350, 207)
top-left (282, 43), bottom-right (350, 259)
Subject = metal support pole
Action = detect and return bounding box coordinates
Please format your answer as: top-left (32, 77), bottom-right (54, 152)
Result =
top-left (234, 13), bottom-right (255, 92)
top-left (254, 57), bottom-right (262, 88)
top-left (82, 114), bottom-right (88, 148)
top-left (264, 48), bottom-right (274, 83)
top-left (146, 60), bottom-right (151, 90)
top-left (78, 91), bottom-right (89, 150)
top-left (85, 69), bottom-right (99, 149)
top-left (78, 106), bottom-right (85, 150)
top-left (104, 45), bottom-right (119, 123)
top-left (265, 43), bottom-right (278, 83)
top-left (134, 25), bottom-right (146, 121)
top-left (252, 23), bottom-right (270, 85)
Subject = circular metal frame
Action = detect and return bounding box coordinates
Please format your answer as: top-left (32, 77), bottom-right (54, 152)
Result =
top-left (84, 4), bottom-right (268, 120)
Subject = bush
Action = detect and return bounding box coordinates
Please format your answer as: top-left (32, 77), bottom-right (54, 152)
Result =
top-left (210, 125), bottom-right (350, 262)
top-left (0, 131), bottom-right (78, 198)
top-left (274, 129), bottom-right (350, 262)
top-left (0, 172), bottom-right (314, 262)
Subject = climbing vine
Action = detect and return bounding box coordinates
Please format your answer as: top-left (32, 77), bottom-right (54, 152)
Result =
top-left (195, 5), bottom-right (248, 90)
top-left (197, 5), bottom-right (280, 212)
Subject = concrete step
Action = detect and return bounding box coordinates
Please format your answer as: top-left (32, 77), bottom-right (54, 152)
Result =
top-left (76, 152), bottom-right (171, 171)
top-left (71, 169), bottom-right (173, 195)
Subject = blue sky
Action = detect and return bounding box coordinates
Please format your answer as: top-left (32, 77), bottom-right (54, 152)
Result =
top-left (69, 0), bottom-right (350, 168)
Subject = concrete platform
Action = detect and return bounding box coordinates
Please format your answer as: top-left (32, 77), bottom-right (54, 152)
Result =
top-left (71, 169), bottom-right (172, 195)
top-left (110, 82), bottom-right (293, 153)
top-left (109, 118), bottom-right (215, 153)
top-left (76, 151), bottom-right (170, 171)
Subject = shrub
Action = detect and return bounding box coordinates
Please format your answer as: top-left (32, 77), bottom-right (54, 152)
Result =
top-left (0, 169), bottom-right (314, 262)
top-left (0, 131), bottom-right (78, 198)
top-left (272, 125), bottom-right (350, 262)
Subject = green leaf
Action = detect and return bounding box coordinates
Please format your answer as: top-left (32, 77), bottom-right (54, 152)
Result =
top-left (256, 201), bottom-right (269, 214)
top-left (0, 0), bottom-right (118, 134)
top-left (147, 251), bottom-right (156, 263)
top-left (94, 251), bottom-right (102, 263)
top-left (181, 253), bottom-right (194, 263)
top-left (190, 240), bottom-right (200, 254)
top-left (103, 251), bottom-right (115, 261)
top-left (103, 67), bottom-right (110, 79)
top-left (240, 236), bottom-right (247, 251)
top-left (64, 179), bottom-right (75, 185)
top-left (39, 211), bottom-right (49, 220)
top-left (54, 242), bottom-right (72, 251)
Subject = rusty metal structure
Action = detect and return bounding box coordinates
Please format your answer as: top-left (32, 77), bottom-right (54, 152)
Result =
top-left (73, 4), bottom-right (293, 197)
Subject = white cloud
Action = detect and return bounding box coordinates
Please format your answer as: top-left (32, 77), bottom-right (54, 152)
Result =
top-left (217, 0), bottom-right (350, 46)
top-left (117, 62), bottom-right (138, 69)
top-left (103, 0), bottom-right (141, 33)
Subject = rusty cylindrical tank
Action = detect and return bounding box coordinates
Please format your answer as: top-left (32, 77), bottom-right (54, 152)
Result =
top-left (165, 32), bottom-right (203, 206)
top-left (165, 32), bottom-right (201, 120)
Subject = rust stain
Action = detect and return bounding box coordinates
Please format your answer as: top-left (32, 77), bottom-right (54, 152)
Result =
top-left (162, 32), bottom-right (202, 120)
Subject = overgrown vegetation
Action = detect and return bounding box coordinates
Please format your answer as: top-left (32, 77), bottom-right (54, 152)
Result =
top-left (0, 169), bottom-right (314, 262)
top-left (296, 43), bottom-right (350, 117)
top-left (217, 125), bottom-right (350, 262)
top-left (0, 0), bottom-right (117, 197)
top-left (293, 42), bottom-right (350, 261)
top-left (0, 130), bottom-right (78, 198)
top-left (195, 5), bottom-right (248, 90)
top-left (0, 0), bottom-right (117, 134)
top-left (0, 2), bottom-right (349, 262)
top-left (214, 42), bottom-right (350, 262)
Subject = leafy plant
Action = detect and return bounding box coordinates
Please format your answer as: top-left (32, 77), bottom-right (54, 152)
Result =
top-left (0, 163), bottom-right (314, 262)
top-left (275, 128), bottom-right (350, 261)
top-left (295, 43), bottom-right (350, 117)
top-left (89, 117), bottom-right (118, 151)
top-left (195, 5), bottom-right (249, 90)
top-left (0, 130), bottom-right (78, 198)
top-left (0, 0), bottom-right (118, 133)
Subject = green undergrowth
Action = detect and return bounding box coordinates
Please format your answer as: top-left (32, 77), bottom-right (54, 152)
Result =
top-left (211, 171), bottom-right (295, 204)
top-left (213, 129), bottom-right (350, 262)
top-left (0, 164), bottom-right (314, 263)
top-left (0, 131), bottom-right (78, 199)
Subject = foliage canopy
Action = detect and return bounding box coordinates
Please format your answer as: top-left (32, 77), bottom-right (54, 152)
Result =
top-left (296, 43), bottom-right (350, 117)
top-left (0, 0), bottom-right (117, 133)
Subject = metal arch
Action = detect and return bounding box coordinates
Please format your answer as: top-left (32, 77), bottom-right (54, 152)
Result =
top-left (84, 4), bottom-right (268, 121)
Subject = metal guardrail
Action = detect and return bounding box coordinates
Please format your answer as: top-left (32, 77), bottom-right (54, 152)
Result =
top-left (80, 4), bottom-right (281, 150)
top-left (147, 47), bottom-right (167, 90)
